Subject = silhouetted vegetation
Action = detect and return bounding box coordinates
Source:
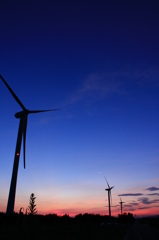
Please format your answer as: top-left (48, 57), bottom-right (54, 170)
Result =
top-left (118, 212), bottom-right (135, 225)
top-left (28, 193), bottom-right (37, 215)
top-left (0, 212), bottom-right (129, 240)
top-left (19, 207), bottom-right (24, 215)
top-left (2, 211), bottom-right (158, 240)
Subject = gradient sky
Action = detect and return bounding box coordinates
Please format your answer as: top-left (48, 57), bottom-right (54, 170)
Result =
top-left (0, 0), bottom-right (159, 217)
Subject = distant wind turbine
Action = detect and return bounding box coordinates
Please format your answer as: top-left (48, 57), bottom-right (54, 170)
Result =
top-left (119, 197), bottom-right (124, 215)
top-left (0, 75), bottom-right (59, 215)
top-left (104, 176), bottom-right (114, 218)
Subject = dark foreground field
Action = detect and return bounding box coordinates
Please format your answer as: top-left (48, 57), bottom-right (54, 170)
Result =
top-left (0, 213), bottom-right (158, 240)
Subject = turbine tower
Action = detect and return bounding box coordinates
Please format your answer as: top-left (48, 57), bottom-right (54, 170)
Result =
top-left (104, 176), bottom-right (114, 218)
top-left (119, 197), bottom-right (124, 215)
top-left (0, 75), bottom-right (59, 215)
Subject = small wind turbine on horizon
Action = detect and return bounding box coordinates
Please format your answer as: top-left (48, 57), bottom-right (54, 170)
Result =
top-left (0, 75), bottom-right (59, 215)
top-left (104, 176), bottom-right (114, 218)
top-left (119, 197), bottom-right (125, 215)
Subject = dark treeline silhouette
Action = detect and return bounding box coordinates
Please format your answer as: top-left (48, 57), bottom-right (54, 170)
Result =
top-left (118, 212), bottom-right (135, 224)
top-left (0, 212), bottom-right (136, 240)
top-left (0, 212), bottom-right (135, 225)
top-left (1, 211), bottom-right (159, 240)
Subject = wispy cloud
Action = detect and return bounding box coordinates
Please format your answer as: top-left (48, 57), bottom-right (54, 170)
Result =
top-left (147, 193), bottom-right (159, 196)
top-left (68, 65), bottom-right (159, 106)
top-left (126, 208), bottom-right (135, 212)
top-left (124, 204), bottom-right (133, 207)
top-left (129, 202), bottom-right (139, 206)
top-left (138, 197), bottom-right (159, 205)
top-left (68, 72), bottom-right (126, 105)
top-left (138, 207), bottom-right (151, 210)
top-left (134, 65), bottom-right (159, 86)
top-left (145, 187), bottom-right (159, 191)
top-left (119, 193), bottom-right (143, 197)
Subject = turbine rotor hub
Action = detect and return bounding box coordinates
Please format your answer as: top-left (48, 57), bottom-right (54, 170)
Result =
top-left (15, 110), bottom-right (29, 118)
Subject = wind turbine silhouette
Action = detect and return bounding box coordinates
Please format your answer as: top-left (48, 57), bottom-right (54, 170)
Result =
top-left (104, 176), bottom-right (114, 218)
top-left (119, 197), bottom-right (124, 215)
top-left (0, 75), bottom-right (59, 215)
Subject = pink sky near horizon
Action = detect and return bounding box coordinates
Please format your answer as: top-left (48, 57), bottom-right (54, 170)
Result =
top-left (1, 190), bottom-right (159, 218)
top-left (8, 203), bottom-right (159, 218)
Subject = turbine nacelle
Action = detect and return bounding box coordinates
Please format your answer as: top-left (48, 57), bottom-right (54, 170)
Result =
top-left (105, 186), bottom-right (114, 191)
top-left (119, 197), bottom-right (124, 203)
top-left (15, 110), bottom-right (29, 118)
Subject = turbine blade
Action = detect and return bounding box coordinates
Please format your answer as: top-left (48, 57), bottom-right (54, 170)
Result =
top-left (104, 176), bottom-right (110, 188)
top-left (23, 116), bottom-right (28, 169)
top-left (0, 75), bottom-right (26, 110)
top-left (28, 108), bottom-right (60, 114)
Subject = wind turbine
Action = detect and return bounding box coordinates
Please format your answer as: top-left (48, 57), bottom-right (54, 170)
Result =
top-left (0, 75), bottom-right (59, 215)
top-left (104, 176), bottom-right (114, 218)
top-left (119, 197), bottom-right (124, 215)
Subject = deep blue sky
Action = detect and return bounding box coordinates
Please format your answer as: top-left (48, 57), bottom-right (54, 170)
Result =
top-left (0, 0), bottom-right (159, 216)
